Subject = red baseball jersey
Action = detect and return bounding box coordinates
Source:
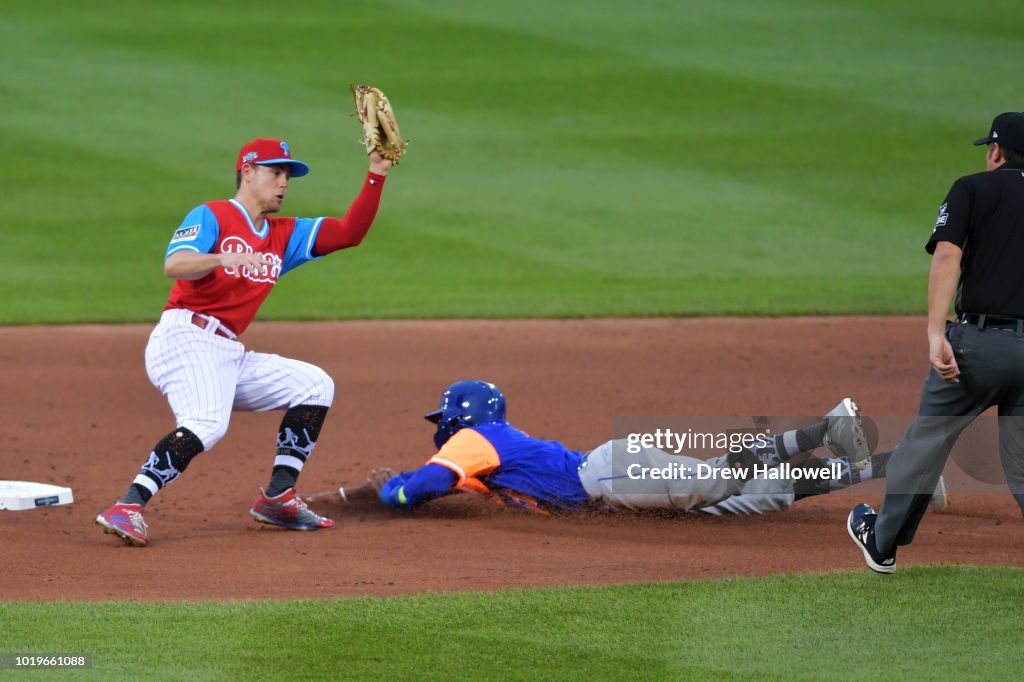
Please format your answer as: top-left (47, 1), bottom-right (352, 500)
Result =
top-left (164, 199), bottom-right (320, 335)
top-left (162, 173), bottom-right (385, 335)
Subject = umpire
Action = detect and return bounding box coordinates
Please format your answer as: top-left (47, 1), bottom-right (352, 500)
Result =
top-left (848, 111), bottom-right (1024, 573)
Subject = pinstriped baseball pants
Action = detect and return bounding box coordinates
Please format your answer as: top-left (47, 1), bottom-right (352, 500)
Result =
top-left (144, 309), bottom-right (334, 449)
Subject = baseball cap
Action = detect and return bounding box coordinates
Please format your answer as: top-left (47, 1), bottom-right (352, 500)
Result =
top-left (973, 112), bottom-right (1024, 152)
top-left (235, 138), bottom-right (310, 177)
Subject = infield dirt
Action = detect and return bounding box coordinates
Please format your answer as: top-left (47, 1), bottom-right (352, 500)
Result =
top-left (1, 317), bottom-right (1021, 601)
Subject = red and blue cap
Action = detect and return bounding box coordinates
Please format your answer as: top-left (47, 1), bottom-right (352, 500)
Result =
top-left (235, 138), bottom-right (310, 177)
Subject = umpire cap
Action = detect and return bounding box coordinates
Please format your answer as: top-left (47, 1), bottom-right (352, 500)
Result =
top-left (973, 112), bottom-right (1024, 152)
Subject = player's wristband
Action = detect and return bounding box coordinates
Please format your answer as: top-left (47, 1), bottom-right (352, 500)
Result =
top-left (379, 477), bottom-right (409, 507)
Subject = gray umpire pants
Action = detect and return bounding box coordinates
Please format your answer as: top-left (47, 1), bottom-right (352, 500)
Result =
top-left (875, 321), bottom-right (1024, 555)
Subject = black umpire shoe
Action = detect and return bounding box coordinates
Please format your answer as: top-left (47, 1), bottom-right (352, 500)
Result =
top-left (847, 503), bottom-right (896, 574)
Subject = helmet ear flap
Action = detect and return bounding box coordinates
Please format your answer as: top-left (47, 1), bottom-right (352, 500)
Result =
top-left (433, 415), bottom-right (463, 449)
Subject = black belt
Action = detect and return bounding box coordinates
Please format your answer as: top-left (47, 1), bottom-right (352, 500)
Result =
top-left (959, 313), bottom-right (1024, 334)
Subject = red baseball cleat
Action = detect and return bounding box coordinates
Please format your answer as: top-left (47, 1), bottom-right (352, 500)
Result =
top-left (96, 502), bottom-right (149, 547)
top-left (249, 488), bottom-right (335, 530)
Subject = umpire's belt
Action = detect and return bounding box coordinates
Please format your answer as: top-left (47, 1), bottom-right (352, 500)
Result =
top-left (959, 313), bottom-right (1024, 336)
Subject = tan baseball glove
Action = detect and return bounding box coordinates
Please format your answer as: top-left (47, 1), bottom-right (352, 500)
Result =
top-left (351, 84), bottom-right (408, 164)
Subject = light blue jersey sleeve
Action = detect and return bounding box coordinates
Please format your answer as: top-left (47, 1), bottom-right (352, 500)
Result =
top-left (165, 205), bottom-right (219, 258)
top-left (280, 217), bottom-right (326, 275)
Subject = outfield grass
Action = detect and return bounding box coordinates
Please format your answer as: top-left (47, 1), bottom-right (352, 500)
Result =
top-left (3, 0), bottom-right (1023, 322)
top-left (0, 566), bottom-right (1020, 680)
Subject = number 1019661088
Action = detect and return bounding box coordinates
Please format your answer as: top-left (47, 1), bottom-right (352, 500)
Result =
top-left (1, 654), bottom-right (91, 668)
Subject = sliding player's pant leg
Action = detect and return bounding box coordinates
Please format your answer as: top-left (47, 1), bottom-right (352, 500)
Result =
top-left (578, 440), bottom-right (743, 511)
top-left (699, 476), bottom-right (795, 515)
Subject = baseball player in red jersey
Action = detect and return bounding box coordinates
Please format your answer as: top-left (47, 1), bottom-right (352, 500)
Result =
top-left (96, 139), bottom-right (393, 546)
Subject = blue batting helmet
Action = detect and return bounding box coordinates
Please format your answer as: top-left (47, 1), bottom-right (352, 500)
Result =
top-left (425, 380), bottom-right (507, 449)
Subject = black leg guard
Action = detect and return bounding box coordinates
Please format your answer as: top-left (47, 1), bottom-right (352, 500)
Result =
top-left (123, 427), bottom-right (205, 506)
top-left (278, 405), bottom-right (329, 453)
top-left (265, 405), bottom-right (329, 497)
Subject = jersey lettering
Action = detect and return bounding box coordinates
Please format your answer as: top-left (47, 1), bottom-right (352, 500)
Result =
top-left (164, 200), bottom-right (323, 334)
top-left (219, 236), bottom-right (283, 283)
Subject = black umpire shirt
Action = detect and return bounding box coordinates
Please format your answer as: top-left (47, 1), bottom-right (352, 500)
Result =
top-left (926, 161), bottom-right (1024, 318)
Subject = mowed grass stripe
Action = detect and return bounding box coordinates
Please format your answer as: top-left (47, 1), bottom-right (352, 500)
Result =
top-left (2, 2), bottom-right (1022, 321)
top-left (0, 566), bottom-right (1021, 680)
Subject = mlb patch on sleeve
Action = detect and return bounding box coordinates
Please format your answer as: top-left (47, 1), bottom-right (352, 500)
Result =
top-left (171, 225), bottom-right (201, 243)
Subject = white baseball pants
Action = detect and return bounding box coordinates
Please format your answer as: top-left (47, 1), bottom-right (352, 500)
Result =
top-left (144, 309), bottom-right (334, 449)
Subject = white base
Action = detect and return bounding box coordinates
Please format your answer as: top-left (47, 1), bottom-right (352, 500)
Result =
top-left (0, 481), bottom-right (75, 510)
